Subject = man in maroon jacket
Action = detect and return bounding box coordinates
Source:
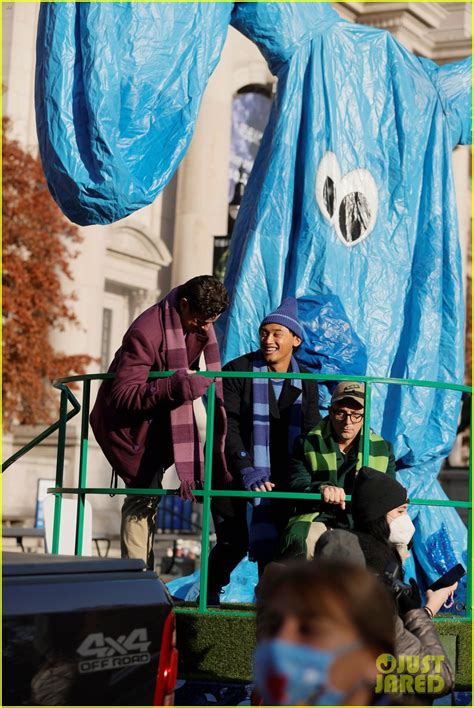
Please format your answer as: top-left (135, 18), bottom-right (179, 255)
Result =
top-left (90, 275), bottom-right (230, 569)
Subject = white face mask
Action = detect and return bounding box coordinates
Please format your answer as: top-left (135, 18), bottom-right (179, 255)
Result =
top-left (389, 514), bottom-right (415, 545)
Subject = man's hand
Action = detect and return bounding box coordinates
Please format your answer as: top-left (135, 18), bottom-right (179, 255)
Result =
top-left (321, 485), bottom-right (346, 509)
top-left (241, 467), bottom-right (275, 492)
top-left (168, 369), bottom-right (211, 402)
top-left (253, 481), bottom-right (275, 492)
top-left (186, 370), bottom-right (212, 399)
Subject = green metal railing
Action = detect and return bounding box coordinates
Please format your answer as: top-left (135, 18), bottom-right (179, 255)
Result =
top-left (2, 383), bottom-right (81, 473)
top-left (2, 371), bottom-right (472, 621)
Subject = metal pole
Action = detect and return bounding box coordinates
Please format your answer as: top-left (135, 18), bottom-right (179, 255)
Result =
top-left (52, 388), bottom-right (68, 554)
top-left (466, 402), bottom-right (472, 620)
top-left (75, 380), bottom-right (90, 556)
top-left (198, 383), bottom-right (216, 613)
top-left (362, 381), bottom-right (372, 466)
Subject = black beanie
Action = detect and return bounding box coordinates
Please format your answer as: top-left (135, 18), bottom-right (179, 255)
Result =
top-left (351, 467), bottom-right (407, 526)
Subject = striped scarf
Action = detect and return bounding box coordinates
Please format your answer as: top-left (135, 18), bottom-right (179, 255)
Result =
top-left (161, 288), bottom-right (230, 500)
top-left (252, 351), bottom-right (302, 478)
top-left (249, 351), bottom-right (303, 562)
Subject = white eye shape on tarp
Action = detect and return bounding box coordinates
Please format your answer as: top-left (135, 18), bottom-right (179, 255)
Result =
top-left (315, 151), bottom-right (378, 248)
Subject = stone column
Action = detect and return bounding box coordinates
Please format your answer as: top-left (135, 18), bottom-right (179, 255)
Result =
top-left (49, 224), bottom-right (107, 364)
top-left (171, 46), bottom-right (233, 285)
top-left (3, 3), bottom-right (40, 151)
top-left (129, 287), bottom-right (160, 321)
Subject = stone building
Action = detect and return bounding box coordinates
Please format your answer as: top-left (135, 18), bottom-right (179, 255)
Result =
top-left (2, 3), bottom-right (471, 533)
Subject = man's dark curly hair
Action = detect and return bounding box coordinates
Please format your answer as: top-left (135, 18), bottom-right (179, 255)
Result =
top-left (178, 275), bottom-right (229, 319)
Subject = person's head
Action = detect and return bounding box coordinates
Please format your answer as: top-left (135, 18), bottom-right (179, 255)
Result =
top-left (178, 275), bottom-right (229, 334)
top-left (351, 467), bottom-right (414, 552)
top-left (329, 382), bottom-right (365, 445)
top-left (255, 561), bottom-right (395, 706)
top-left (314, 529), bottom-right (367, 567)
top-left (258, 297), bottom-right (303, 371)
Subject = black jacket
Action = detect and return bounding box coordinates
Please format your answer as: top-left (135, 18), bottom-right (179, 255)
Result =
top-left (353, 531), bottom-right (454, 698)
top-left (223, 353), bottom-right (320, 488)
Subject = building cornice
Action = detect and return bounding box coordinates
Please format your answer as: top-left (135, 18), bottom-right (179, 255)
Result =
top-left (335, 2), bottom-right (472, 61)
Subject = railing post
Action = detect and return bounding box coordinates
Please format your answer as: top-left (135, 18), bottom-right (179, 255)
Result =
top-left (362, 380), bottom-right (372, 467)
top-left (198, 382), bottom-right (216, 613)
top-left (52, 387), bottom-right (68, 554)
top-left (75, 380), bottom-right (90, 556)
top-left (466, 408), bottom-right (472, 620)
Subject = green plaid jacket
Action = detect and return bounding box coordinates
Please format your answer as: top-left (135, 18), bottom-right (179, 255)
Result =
top-left (280, 417), bottom-right (395, 558)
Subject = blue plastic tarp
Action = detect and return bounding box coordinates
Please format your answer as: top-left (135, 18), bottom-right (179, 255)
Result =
top-left (296, 293), bottom-right (368, 377)
top-left (35, 2), bottom-right (232, 225)
top-left (167, 556), bottom-right (258, 604)
top-left (220, 3), bottom-right (471, 605)
top-left (35, 3), bottom-right (471, 606)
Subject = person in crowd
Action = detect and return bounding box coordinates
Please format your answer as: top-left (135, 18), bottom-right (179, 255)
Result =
top-left (90, 275), bottom-right (231, 569)
top-left (313, 467), bottom-right (456, 699)
top-left (280, 382), bottom-right (396, 559)
top-left (206, 298), bottom-right (320, 603)
top-left (253, 560), bottom-right (397, 706)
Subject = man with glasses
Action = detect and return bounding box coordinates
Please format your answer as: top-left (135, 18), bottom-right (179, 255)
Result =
top-left (280, 381), bottom-right (396, 559)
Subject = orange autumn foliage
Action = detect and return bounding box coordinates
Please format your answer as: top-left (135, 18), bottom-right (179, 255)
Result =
top-left (3, 117), bottom-right (94, 429)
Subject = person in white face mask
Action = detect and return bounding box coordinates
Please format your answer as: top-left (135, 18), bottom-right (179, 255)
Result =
top-left (350, 467), bottom-right (458, 616)
top-left (351, 466), bottom-right (412, 538)
top-left (346, 467), bottom-right (457, 700)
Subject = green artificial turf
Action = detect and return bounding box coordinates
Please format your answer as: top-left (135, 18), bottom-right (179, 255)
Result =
top-left (176, 610), bottom-right (472, 690)
top-left (436, 620), bottom-right (472, 691)
top-left (176, 609), bottom-right (256, 683)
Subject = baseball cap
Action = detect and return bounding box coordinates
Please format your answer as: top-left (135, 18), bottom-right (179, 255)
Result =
top-left (331, 381), bottom-right (365, 405)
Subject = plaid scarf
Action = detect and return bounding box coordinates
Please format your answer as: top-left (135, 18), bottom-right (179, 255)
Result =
top-left (161, 288), bottom-right (230, 500)
top-left (249, 351), bottom-right (303, 562)
top-left (302, 417), bottom-right (389, 479)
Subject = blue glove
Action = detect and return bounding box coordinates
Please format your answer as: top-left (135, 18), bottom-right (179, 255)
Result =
top-left (240, 466), bottom-right (270, 491)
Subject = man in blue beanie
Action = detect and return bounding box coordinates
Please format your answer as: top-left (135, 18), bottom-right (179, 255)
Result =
top-left (206, 298), bottom-right (320, 603)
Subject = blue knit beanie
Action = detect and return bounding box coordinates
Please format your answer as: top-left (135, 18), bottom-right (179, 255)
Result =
top-left (259, 297), bottom-right (304, 339)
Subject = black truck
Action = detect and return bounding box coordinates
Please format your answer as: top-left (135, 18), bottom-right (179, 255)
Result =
top-left (3, 552), bottom-right (178, 706)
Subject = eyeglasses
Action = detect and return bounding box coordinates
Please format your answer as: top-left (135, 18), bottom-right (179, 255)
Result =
top-left (331, 409), bottom-right (364, 423)
top-left (192, 317), bottom-right (214, 327)
top-left (190, 314), bottom-right (219, 328)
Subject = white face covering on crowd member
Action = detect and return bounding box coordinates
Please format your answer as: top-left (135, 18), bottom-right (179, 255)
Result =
top-left (388, 514), bottom-right (415, 546)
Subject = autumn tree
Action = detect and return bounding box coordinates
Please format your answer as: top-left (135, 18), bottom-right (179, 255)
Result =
top-left (3, 117), bottom-right (93, 430)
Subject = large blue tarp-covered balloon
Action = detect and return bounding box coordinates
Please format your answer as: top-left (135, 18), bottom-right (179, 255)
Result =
top-left (35, 3), bottom-right (471, 602)
top-left (220, 3), bottom-right (471, 604)
top-left (35, 3), bottom-right (232, 225)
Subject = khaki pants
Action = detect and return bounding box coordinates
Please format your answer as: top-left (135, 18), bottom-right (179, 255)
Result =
top-left (305, 522), bottom-right (329, 559)
top-left (120, 472), bottom-right (163, 570)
